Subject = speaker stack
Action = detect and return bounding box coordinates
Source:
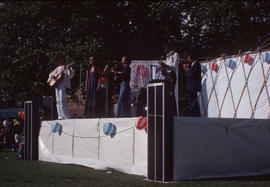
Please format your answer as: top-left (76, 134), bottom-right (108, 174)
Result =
top-left (42, 96), bottom-right (54, 120)
top-left (24, 100), bottom-right (40, 160)
top-left (147, 80), bottom-right (174, 182)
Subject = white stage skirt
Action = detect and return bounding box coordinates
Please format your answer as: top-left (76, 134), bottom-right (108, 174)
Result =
top-left (39, 118), bottom-right (147, 176)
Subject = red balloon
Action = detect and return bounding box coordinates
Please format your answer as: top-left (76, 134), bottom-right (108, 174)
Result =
top-left (136, 116), bottom-right (147, 130)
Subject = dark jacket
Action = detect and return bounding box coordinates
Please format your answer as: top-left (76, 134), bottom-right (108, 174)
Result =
top-left (183, 61), bottom-right (201, 92)
top-left (121, 64), bottom-right (131, 83)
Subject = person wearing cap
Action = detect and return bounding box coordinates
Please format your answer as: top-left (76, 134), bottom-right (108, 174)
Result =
top-left (159, 38), bottom-right (180, 115)
top-left (183, 53), bottom-right (201, 116)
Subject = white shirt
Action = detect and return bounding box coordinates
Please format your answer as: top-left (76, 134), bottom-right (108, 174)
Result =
top-left (164, 50), bottom-right (180, 115)
top-left (164, 50), bottom-right (180, 73)
top-left (48, 65), bottom-right (75, 88)
top-left (191, 61), bottom-right (196, 67)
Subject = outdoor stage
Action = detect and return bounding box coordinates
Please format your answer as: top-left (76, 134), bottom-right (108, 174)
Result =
top-left (38, 49), bottom-right (270, 181)
top-left (39, 117), bottom-right (270, 180)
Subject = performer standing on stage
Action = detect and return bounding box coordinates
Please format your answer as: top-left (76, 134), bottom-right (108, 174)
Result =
top-left (183, 53), bottom-right (201, 116)
top-left (115, 56), bottom-right (131, 117)
top-left (159, 38), bottom-right (180, 115)
top-left (84, 56), bottom-right (100, 118)
top-left (102, 60), bottom-right (117, 117)
top-left (47, 55), bottom-right (75, 120)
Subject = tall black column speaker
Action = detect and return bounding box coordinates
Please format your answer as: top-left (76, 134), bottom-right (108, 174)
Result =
top-left (42, 96), bottom-right (54, 120)
top-left (147, 80), bottom-right (174, 181)
top-left (24, 100), bottom-right (40, 160)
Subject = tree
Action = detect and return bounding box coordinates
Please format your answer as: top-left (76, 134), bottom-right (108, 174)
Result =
top-left (0, 1), bottom-right (106, 104)
top-left (1, 1), bottom-right (270, 105)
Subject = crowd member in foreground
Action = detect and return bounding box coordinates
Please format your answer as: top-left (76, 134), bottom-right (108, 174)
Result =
top-left (13, 114), bottom-right (24, 159)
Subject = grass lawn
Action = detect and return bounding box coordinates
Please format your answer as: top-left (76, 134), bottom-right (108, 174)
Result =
top-left (1, 149), bottom-right (270, 187)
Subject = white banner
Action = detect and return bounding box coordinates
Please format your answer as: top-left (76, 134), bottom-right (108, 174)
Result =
top-left (130, 60), bottom-right (164, 89)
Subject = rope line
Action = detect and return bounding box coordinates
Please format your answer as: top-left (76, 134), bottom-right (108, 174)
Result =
top-left (203, 59), bottom-right (223, 117)
top-left (234, 52), bottom-right (260, 118)
top-left (200, 50), bottom-right (270, 119)
top-left (258, 36), bottom-right (270, 49)
top-left (59, 125), bottom-right (134, 139)
top-left (63, 126), bottom-right (134, 139)
top-left (258, 42), bottom-right (270, 51)
top-left (218, 56), bottom-right (240, 118)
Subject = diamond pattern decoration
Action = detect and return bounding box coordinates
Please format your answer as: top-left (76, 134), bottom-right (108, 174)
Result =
top-left (200, 50), bottom-right (270, 119)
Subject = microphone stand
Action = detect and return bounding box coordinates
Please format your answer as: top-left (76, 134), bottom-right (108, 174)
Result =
top-left (78, 63), bottom-right (82, 118)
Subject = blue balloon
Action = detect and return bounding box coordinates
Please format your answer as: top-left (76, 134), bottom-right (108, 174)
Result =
top-left (103, 122), bottom-right (112, 135)
top-left (51, 122), bottom-right (62, 135)
top-left (110, 125), bottom-right (117, 138)
top-left (226, 59), bottom-right (236, 69)
top-left (262, 52), bottom-right (270, 64)
top-left (103, 122), bottom-right (117, 138)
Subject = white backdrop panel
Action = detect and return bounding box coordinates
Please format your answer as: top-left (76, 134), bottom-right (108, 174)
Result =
top-left (39, 118), bottom-right (147, 176)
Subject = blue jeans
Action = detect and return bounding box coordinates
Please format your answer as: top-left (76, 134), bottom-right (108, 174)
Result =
top-left (116, 81), bottom-right (131, 117)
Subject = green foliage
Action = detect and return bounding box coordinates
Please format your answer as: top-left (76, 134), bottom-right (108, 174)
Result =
top-left (190, 1), bottom-right (270, 56)
top-left (0, 1), bottom-right (106, 103)
top-left (1, 1), bottom-right (270, 104)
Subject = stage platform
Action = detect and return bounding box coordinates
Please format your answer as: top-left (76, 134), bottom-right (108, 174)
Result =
top-left (39, 117), bottom-right (147, 176)
top-left (39, 117), bottom-right (270, 180)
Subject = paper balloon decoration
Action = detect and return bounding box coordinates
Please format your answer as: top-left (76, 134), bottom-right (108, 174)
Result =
top-left (51, 122), bottom-right (62, 135)
top-left (262, 52), bottom-right (270, 64)
top-left (243, 54), bottom-right (254, 65)
top-left (103, 122), bottom-right (117, 138)
top-left (226, 59), bottom-right (236, 69)
top-left (136, 116), bottom-right (147, 130)
top-left (211, 62), bottom-right (219, 72)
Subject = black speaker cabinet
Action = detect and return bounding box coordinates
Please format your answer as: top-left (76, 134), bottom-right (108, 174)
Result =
top-left (42, 96), bottom-right (54, 120)
top-left (24, 100), bottom-right (40, 160)
top-left (147, 81), bottom-right (174, 181)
